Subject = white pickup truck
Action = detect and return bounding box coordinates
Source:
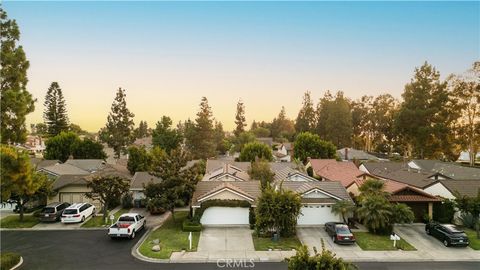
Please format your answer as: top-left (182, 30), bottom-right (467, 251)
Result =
top-left (108, 213), bottom-right (146, 239)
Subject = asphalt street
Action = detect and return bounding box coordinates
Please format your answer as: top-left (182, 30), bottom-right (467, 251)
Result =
top-left (1, 230), bottom-right (478, 270)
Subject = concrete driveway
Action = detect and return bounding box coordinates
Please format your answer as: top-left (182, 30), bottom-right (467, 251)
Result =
top-left (297, 227), bottom-right (361, 253)
top-left (395, 224), bottom-right (479, 259)
top-left (198, 227), bottom-right (254, 251)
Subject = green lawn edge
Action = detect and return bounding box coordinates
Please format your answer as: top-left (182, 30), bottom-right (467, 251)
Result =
top-left (81, 208), bottom-right (131, 228)
top-left (0, 215), bottom-right (39, 228)
top-left (138, 211), bottom-right (200, 259)
top-left (464, 228), bottom-right (480, 250)
top-left (0, 252), bottom-right (21, 270)
top-left (252, 233), bottom-right (301, 251)
top-left (354, 232), bottom-right (416, 251)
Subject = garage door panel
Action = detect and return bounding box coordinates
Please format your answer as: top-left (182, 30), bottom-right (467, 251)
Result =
top-left (200, 207), bottom-right (249, 225)
top-left (297, 205), bottom-right (341, 225)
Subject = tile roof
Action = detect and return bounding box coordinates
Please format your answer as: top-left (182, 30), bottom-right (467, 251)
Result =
top-left (52, 174), bottom-right (88, 190)
top-left (389, 194), bottom-right (441, 202)
top-left (439, 180), bottom-right (480, 198)
top-left (361, 162), bottom-right (407, 178)
top-left (64, 159), bottom-right (107, 173)
top-left (30, 158), bottom-right (60, 170)
top-left (280, 181), bottom-right (352, 201)
top-left (130, 172), bottom-right (162, 190)
top-left (51, 164), bottom-right (131, 190)
top-left (191, 181), bottom-right (262, 206)
top-left (41, 163), bottom-right (90, 176)
top-left (309, 159), bottom-right (367, 187)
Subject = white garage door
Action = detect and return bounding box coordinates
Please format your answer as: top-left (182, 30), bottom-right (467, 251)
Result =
top-left (60, 193), bottom-right (101, 209)
top-left (200, 207), bottom-right (249, 225)
top-left (297, 205), bottom-right (341, 225)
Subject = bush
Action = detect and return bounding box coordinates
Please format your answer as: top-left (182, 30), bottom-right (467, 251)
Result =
top-left (122, 192), bottom-right (133, 209)
top-left (249, 207), bottom-right (256, 230)
top-left (433, 200), bottom-right (455, 223)
top-left (460, 213), bottom-right (477, 229)
top-left (286, 244), bottom-right (356, 270)
top-left (1, 252), bottom-right (21, 270)
top-left (182, 219), bottom-right (202, 232)
top-left (147, 198), bottom-right (166, 215)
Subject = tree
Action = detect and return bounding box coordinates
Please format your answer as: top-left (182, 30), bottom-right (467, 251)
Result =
top-left (85, 175), bottom-right (130, 218)
top-left (185, 97), bottom-right (216, 159)
top-left (356, 195), bottom-right (392, 234)
top-left (248, 160), bottom-right (275, 189)
top-left (43, 131), bottom-right (80, 162)
top-left (271, 106), bottom-right (296, 140)
top-left (134, 120), bottom-right (149, 139)
top-left (1, 146), bottom-right (51, 221)
top-left (100, 88), bottom-right (135, 158)
top-left (251, 127), bottom-right (270, 138)
top-left (43, 82), bottom-right (69, 136)
top-left (31, 123), bottom-right (47, 136)
top-left (450, 61), bottom-right (480, 166)
top-left (293, 132), bottom-right (336, 163)
top-left (295, 91), bottom-right (316, 133)
top-left (71, 138), bottom-right (107, 160)
top-left (0, 8), bottom-right (35, 144)
top-left (331, 200), bottom-right (356, 224)
top-left (69, 123), bottom-right (88, 136)
top-left (287, 244), bottom-right (357, 270)
top-left (255, 186), bottom-right (302, 237)
top-left (357, 179), bottom-right (388, 201)
top-left (239, 141), bottom-right (273, 162)
top-left (234, 99), bottom-right (247, 137)
top-left (127, 146), bottom-right (152, 175)
top-left (316, 91), bottom-right (353, 148)
top-left (214, 121), bottom-right (228, 154)
top-left (152, 116), bottom-right (182, 153)
top-left (395, 62), bottom-right (457, 159)
top-left (232, 131), bottom-right (256, 152)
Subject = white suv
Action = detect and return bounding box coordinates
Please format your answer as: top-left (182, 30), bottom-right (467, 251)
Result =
top-left (61, 203), bottom-right (96, 223)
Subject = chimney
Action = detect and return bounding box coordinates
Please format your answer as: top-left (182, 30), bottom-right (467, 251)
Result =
top-left (345, 148), bottom-right (349, 161)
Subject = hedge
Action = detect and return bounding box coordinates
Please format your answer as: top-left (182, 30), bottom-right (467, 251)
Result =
top-left (1, 252), bottom-right (21, 270)
top-left (182, 219), bottom-right (202, 232)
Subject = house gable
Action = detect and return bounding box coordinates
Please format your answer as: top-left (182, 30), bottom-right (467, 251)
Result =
top-left (302, 188), bottom-right (342, 201)
top-left (423, 182), bottom-right (455, 199)
top-left (198, 187), bottom-right (254, 203)
top-left (286, 173), bottom-right (316, 182)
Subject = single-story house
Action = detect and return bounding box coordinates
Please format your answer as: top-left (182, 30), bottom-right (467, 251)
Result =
top-left (337, 148), bottom-right (381, 161)
top-left (130, 171), bottom-right (162, 206)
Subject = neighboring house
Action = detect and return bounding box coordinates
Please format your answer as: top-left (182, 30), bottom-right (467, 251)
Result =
top-left (407, 160), bottom-right (480, 180)
top-left (47, 162), bottom-right (131, 210)
top-left (39, 159), bottom-right (107, 178)
top-left (130, 172), bottom-right (162, 207)
top-left (273, 143), bottom-right (293, 162)
top-left (308, 159), bottom-right (440, 221)
top-left (133, 136), bottom-right (153, 150)
top-left (256, 137), bottom-right (274, 147)
top-left (30, 158), bottom-right (59, 171)
top-left (23, 135), bottom-right (46, 157)
top-left (191, 159), bottom-right (352, 226)
top-left (337, 148), bottom-right (381, 161)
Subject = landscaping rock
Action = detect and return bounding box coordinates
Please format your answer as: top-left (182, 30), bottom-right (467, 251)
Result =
top-left (151, 245), bottom-right (161, 252)
top-left (152, 239), bottom-right (160, 245)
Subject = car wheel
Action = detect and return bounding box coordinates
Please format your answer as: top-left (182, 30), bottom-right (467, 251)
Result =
top-left (443, 239), bottom-right (449, 247)
top-left (81, 216), bottom-right (85, 223)
top-left (131, 231), bottom-right (136, 239)
top-left (426, 228), bottom-right (430, 235)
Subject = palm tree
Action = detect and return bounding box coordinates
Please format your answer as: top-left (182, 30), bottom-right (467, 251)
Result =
top-left (331, 200), bottom-right (356, 224)
top-left (356, 195), bottom-right (391, 234)
top-left (358, 178), bottom-right (389, 202)
top-left (391, 203), bottom-right (414, 224)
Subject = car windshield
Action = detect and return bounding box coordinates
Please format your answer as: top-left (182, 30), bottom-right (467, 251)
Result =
top-left (43, 207), bottom-right (55, 213)
top-left (63, 209), bottom-right (78, 215)
top-left (336, 225), bottom-right (351, 234)
top-left (119, 216), bottom-right (135, 222)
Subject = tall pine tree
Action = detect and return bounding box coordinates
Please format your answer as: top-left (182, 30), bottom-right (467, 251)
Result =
top-left (0, 8), bottom-right (35, 144)
top-left (43, 82), bottom-right (69, 136)
top-left (101, 88), bottom-right (135, 158)
top-left (234, 99), bottom-right (246, 137)
top-left (295, 91), bottom-right (316, 134)
top-left (185, 97), bottom-right (216, 159)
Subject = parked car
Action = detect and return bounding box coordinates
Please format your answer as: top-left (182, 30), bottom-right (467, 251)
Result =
top-left (325, 222), bottom-right (356, 244)
top-left (39, 202), bottom-right (70, 222)
top-left (425, 222), bottom-right (469, 247)
top-left (108, 213), bottom-right (146, 239)
top-left (61, 203), bottom-right (96, 223)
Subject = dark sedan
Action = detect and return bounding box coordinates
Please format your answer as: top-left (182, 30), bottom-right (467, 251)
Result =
top-left (425, 222), bottom-right (469, 247)
top-left (325, 222), bottom-right (356, 244)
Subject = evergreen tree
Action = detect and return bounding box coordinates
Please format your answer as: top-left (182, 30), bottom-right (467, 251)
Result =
top-left (134, 120), bottom-right (149, 139)
top-left (185, 97), bottom-right (216, 159)
top-left (295, 91), bottom-right (316, 133)
top-left (214, 121), bottom-right (228, 154)
top-left (271, 106), bottom-right (296, 140)
top-left (316, 91), bottom-right (353, 148)
top-left (43, 82), bottom-right (69, 136)
top-left (395, 62), bottom-right (456, 159)
top-left (100, 88), bottom-right (135, 158)
top-left (0, 8), bottom-right (35, 144)
top-left (152, 116), bottom-right (182, 153)
top-left (234, 99), bottom-right (247, 137)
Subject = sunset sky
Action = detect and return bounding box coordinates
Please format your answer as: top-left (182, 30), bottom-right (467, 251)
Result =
top-left (4, 1), bottom-right (479, 132)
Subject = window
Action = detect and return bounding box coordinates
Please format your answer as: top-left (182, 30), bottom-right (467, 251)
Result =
top-left (64, 209), bottom-right (78, 215)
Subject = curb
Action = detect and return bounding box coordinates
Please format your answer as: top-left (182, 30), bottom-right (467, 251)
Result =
top-left (10, 256), bottom-right (23, 270)
top-left (0, 227), bottom-right (108, 231)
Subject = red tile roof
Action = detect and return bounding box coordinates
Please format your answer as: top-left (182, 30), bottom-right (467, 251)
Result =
top-left (309, 159), bottom-right (368, 187)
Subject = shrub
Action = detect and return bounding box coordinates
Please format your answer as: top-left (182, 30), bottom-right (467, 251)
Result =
top-left (433, 199), bottom-right (455, 223)
top-left (182, 219), bottom-right (202, 232)
top-left (286, 243), bottom-right (356, 270)
top-left (249, 207), bottom-right (256, 230)
top-left (1, 252), bottom-right (21, 270)
top-left (147, 198), bottom-right (166, 215)
top-left (121, 192), bottom-right (133, 209)
top-left (460, 213), bottom-right (477, 229)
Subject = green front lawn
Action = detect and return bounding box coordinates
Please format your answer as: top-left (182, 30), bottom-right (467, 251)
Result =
top-left (354, 232), bottom-right (416, 251)
top-left (464, 228), bottom-right (480, 250)
top-left (139, 211), bottom-right (200, 259)
top-left (0, 215), bottom-right (39, 228)
top-left (1, 252), bottom-right (21, 270)
top-left (81, 208), bottom-right (131, 228)
top-left (252, 234), bottom-right (301, 251)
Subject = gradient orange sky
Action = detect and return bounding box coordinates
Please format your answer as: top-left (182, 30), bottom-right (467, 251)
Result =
top-left (5, 1), bottom-right (479, 132)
